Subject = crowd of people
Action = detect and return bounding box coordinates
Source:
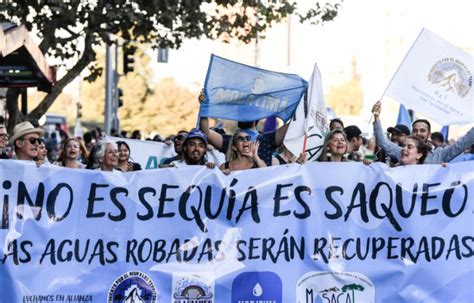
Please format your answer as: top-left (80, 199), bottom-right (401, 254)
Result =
top-left (0, 99), bottom-right (473, 173)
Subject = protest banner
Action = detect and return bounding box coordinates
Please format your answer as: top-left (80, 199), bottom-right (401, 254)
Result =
top-left (285, 63), bottom-right (330, 160)
top-left (1, 160), bottom-right (473, 302)
top-left (200, 54), bottom-right (308, 122)
top-left (108, 136), bottom-right (225, 168)
top-left (383, 28), bottom-right (474, 125)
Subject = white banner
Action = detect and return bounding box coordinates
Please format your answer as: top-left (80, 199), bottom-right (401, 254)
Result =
top-left (109, 136), bottom-right (225, 168)
top-left (1, 160), bottom-right (473, 302)
top-left (383, 28), bottom-right (474, 125)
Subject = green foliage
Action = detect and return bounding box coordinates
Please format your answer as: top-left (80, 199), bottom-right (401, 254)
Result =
top-left (0, 0), bottom-right (341, 124)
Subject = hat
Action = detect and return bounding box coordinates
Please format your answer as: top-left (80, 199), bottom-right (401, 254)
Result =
top-left (387, 124), bottom-right (410, 136)
top-left (184, 128), bottom-right (207, 145)
top-left (343, 125), bottom-right (362, 141)
top-left (9, 121), bottom-right (45, 145)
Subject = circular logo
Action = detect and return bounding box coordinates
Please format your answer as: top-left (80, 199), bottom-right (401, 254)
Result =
top-left (108, 271), bottom-right (157, 303)
top-left (428, 57), bottom-right (472, 99)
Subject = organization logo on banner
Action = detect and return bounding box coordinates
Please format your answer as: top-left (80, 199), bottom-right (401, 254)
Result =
top-left (231, 271), bottom-right (282, 303)
top-left (108, 271), bottom-right (157, 303)
top-left (296, 271), bottom-right (375, 303)
top-left (252, 76), bottom-right (265, 94)
top-left (428, 58), bottom-right (472, 99)
top-left (172, 272), bottom-right (214, 303)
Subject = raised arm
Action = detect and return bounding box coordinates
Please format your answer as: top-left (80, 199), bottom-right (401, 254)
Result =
top-left (429, 127), bottom-right (474, 163)
top-left (275, 123), bottom-right (290, 147)
top-left (372, 101), bottom-right (402, 161)
top-left (199, 117), bottom-right (224, 150)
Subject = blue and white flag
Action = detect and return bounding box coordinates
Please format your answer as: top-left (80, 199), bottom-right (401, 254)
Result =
top-left (200, 54), bottom-right (308, 122)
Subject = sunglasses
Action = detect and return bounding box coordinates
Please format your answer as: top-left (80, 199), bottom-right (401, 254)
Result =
top-left (236, 136), bottom-right (252, 142)
top-left (174, 135), bottom-right (186, 142)
top-left (24, 137), bottom-right (42, 145)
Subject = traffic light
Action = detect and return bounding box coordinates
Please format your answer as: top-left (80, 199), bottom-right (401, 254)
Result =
top-left (76, 103), bottom-right (82, 118)
top-left (117, 88), bottom-right (124, 107)
top-left (123, 46), bottom-right (135, 74)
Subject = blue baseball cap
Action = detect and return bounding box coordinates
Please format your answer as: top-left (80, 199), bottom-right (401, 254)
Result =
top-left (184, 128), bottom-right (208, 145)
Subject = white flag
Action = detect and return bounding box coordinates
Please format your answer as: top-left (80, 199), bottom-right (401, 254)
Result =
top-left (383, 28), bottom-right (474, 125)
top-left (284, 63), bottom-right (329, 161)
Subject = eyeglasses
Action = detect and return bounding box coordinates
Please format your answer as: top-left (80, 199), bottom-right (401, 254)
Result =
top-left (0, 134), bottom-right (8, 139)
top-left (174, 135), bottom-right (186, 142)
top-left (236, 136), bottom-right (252, 142)
top-left (24, 137), bottom-right (42, 145)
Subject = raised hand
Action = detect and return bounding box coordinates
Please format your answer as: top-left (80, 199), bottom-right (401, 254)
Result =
top-left (371, 101), bottom-right (382, 121)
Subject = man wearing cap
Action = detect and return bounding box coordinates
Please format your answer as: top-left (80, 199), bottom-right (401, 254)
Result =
top-left (171, 128), bottom-right (215, 168)
top-left (371, 101), bottom-right (474, 164)
top-left (387, 124), bottom-right (410, 146)
top-left (9, 121), bottom-right (45, 161)
top-left (344, 125), bottom-right (363, 161)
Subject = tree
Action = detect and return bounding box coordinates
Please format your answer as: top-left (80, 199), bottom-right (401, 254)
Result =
top-left (0, 0), bottom-right (341, 130)
top-left (342, 283), bottom-right (365, 303)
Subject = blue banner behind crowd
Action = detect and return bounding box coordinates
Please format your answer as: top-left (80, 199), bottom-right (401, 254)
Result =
top-left (200, 54), bottom-right (308, 122)
top-left (1, 160), bottom-right (473, 302)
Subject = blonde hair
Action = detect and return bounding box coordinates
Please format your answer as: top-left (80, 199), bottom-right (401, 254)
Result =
top-left (318, 129), bottom-right (348, 162)
top-left (225, 129), bottom-right (253, 162)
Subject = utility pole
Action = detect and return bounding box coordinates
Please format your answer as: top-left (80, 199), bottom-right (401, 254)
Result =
top-left (104, 39), bottom-right (121, 135)
top-left (104, 41), bottom-right (114, 135)
top-left (111, 43), bottom-right (120, 133)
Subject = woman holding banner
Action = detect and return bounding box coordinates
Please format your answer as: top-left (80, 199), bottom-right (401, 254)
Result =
top-left (220, 129), bottom-right (266, 174)
top-left (318, 129), bottom-right (349, 162)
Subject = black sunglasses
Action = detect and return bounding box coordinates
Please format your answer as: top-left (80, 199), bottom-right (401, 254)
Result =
top-left (174, 135), bottom-right (186, 142)
top-left (24, 137), bottom-right (42, 145)
top-left (236, 135), bottom-right (252, 142)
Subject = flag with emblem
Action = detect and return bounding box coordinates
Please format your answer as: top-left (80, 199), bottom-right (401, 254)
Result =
top-left (383, 28), bottom-right (474, 125)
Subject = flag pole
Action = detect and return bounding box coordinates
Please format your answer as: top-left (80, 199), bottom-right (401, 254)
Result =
top-left (368, 28), bottom-right (426, 124)
top-left (302, 134), bottom-right (308, 155)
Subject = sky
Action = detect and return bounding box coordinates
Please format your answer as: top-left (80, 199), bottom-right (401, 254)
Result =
top-left (148, 0), bottom-right (473, 137)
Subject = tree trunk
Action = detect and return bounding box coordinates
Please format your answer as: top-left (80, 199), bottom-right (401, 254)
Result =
top-left (5, 88), bottom-right (24, 134)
